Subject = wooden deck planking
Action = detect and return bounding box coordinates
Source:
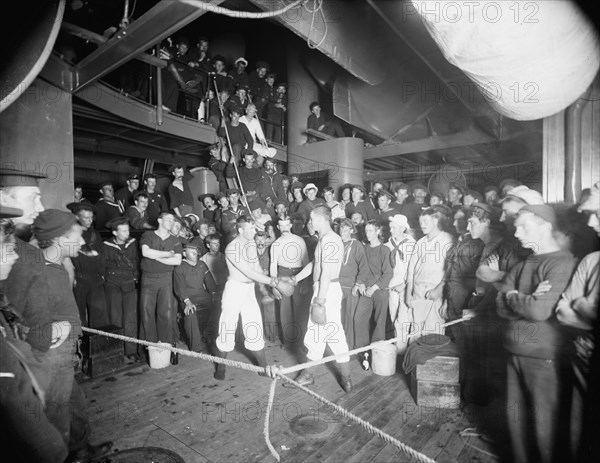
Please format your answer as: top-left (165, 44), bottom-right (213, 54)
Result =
top-left (80, 340), bottom-right (497, 463)
top-left (318, 376), bottom-right (411, 463)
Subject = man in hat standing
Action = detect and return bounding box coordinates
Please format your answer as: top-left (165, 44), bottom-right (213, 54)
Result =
top-left (139, 212), bottom-right (182, 351)
top-left (393, 182), bottom-right (411, 212)
top-left (125, 191), bottom-right (154, 230)
top-left (248, 60), bottom-right (270, 115)
top-left (68, 201), bottom-right (110, 328)
top-left (263, 158), bottom-right (287, 207)
top-left (405, 206), bottom-right (455, 337)
top-left (354, 219), bottom-right (393, 370)
top-left (385, 214), bottom-right (415, 354)
top-left (345, 184), bottom-right (377, 223)
top-left (228, 84), bottom-right (251, 115)
top-left (33, 209), bottom-right (113, 462)
top-left (401, 183), bottom-right (428, 238)
top-left (322, 186), bottom-right (345, 220)
top-left (190, 36), bottom-right (212, 91)
top-left (458, 202), bottom-right (506, 405)
top-left (447, 183), bottom-right (464, 207)
top-left (476, 186), bottom-right (544, 288)
top-left (266, 82), bottom-right (287, 143)
top-left (190, 217), bottom-right (210, 256)
top-left (73, 184), bottom-right (91, 204)
top-left (211, 54), bottom-right (234, 95)
top-left (219, 106), bottom-right (254, 160)
top-left (297, 183), bottom-right (326, 224)
top-left (376, 189), bottom-right (398, 241)
top-left (231, 57), bottom-right (249, 91)
top-left (0, 167), bottom-right (52, 354)
top-left (207, 143), bottom-right (229, 193)
top-left (227, 148), bottom-right (269, 201)
top-left (220, 188), bottom-right (245, 245)
top-left (174, 242), bottom-right (217, 353)
top-left (556, 182), bottom-right (600, 460)
top-left (0, 205), bottom-right (70, 463)
top-left (199, 193), bottom-right (219, 224)
top-left (497, 204), bottom-right (577, 463)
top-left (103, 216), bottom-right (141, 361)
top-left (168, 164), bottom-right (195, 217)
top-left (95, 180), bottom-right (124, 230)
top-left (115, 173), bottom-right (140, 211)
top-left (142, 173), bottom-right (168, 227)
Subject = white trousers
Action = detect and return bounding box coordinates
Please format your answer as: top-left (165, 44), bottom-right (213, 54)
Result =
top-left (303, 282), bottom-right (350, 363)
top-left (216, 280), bottom-right (265, 352)
top-left (389, 288), bottom-right (412, 353)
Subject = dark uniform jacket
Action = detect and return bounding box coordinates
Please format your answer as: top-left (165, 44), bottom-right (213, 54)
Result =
top-left (102, 237), bottom-right (140, 289)
top-left (144, 190), bottom-right (168, 227)
top-left (220, 205), bottom-right (245, 238)
top-left (345, 200), bottom-right (378, 222)
top-left (115, 187), bottom-right (136, 211)
top-left (227, 165), bottom-right (269, 200)
top-left (72, 228), bottom-right (105, 281)
top-left (2, 238), bottom-right (53, 354)
top-left (173, 260), bottom-right (216, 308)
top-left (95, 198), bottom-right (124, 230)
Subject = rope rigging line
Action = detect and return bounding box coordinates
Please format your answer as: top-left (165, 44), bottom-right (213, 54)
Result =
top-left (81, 326), bottom-right (265, 374)
top-left (178, 0), bottom-right (305, 19)
top-left (304, 0), bottom-right (328, 49)
top-left (211, 75), bottom-right (253, 218)
top-left (272, 373), bottom-right (437, 463)
top-left (81, 317), bottom-right (469, 463)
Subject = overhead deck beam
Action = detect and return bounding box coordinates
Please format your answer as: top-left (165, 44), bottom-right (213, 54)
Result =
top-left (363, 127), bottom-right (500, 160)
top-left (72, 0), bottom-right (225, 92)
top-left (61, 22), bottom-right (167, 69)
top-left (247, 0), bottom-right (386, 86)
top-left (74, 139), bottom-right (204, 166)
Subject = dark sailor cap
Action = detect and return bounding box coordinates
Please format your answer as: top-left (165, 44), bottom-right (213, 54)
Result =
top-left (66, 202), bottom-right (98, 214)
top-left (106, 216), bottom-right (130, 230)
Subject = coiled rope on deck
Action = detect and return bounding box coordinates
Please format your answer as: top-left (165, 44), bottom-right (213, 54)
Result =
top-left (81, 319), bottom-right (468, 462)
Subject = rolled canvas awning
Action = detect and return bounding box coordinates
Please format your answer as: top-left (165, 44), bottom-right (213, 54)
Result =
top-left (412, 0), bottom-right (600, 120)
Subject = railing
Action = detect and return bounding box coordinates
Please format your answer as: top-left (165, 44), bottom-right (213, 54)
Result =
top-left (103, 60), bottom-right (287, 145)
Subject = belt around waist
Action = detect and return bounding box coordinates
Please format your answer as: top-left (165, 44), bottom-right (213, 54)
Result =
top-left (227, 278), bottom-right (254, 284)
top-left (277, 266), bottom-right (303, 277)
top-left (313, 278), bottom-right (340, 283)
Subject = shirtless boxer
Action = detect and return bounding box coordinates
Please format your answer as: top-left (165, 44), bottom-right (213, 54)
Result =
top-left (290, 205), bottom-right (353, 392)
top-left (214, 215), bottom-right (291, 379)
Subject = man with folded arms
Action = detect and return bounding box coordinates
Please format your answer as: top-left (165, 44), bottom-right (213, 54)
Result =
top-left (139, 212), bottom-right (182, 351)
top-left (497, 204), bottom-right (577, 463)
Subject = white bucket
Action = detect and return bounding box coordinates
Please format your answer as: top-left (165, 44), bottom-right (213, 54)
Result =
top-left (148, 342), bottom-right (172, 369)
top-left (371, 343), bottom-right (397, 376)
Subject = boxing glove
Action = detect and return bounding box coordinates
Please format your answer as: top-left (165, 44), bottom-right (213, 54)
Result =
top-left (310, 298), bottom-right (327, 325)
